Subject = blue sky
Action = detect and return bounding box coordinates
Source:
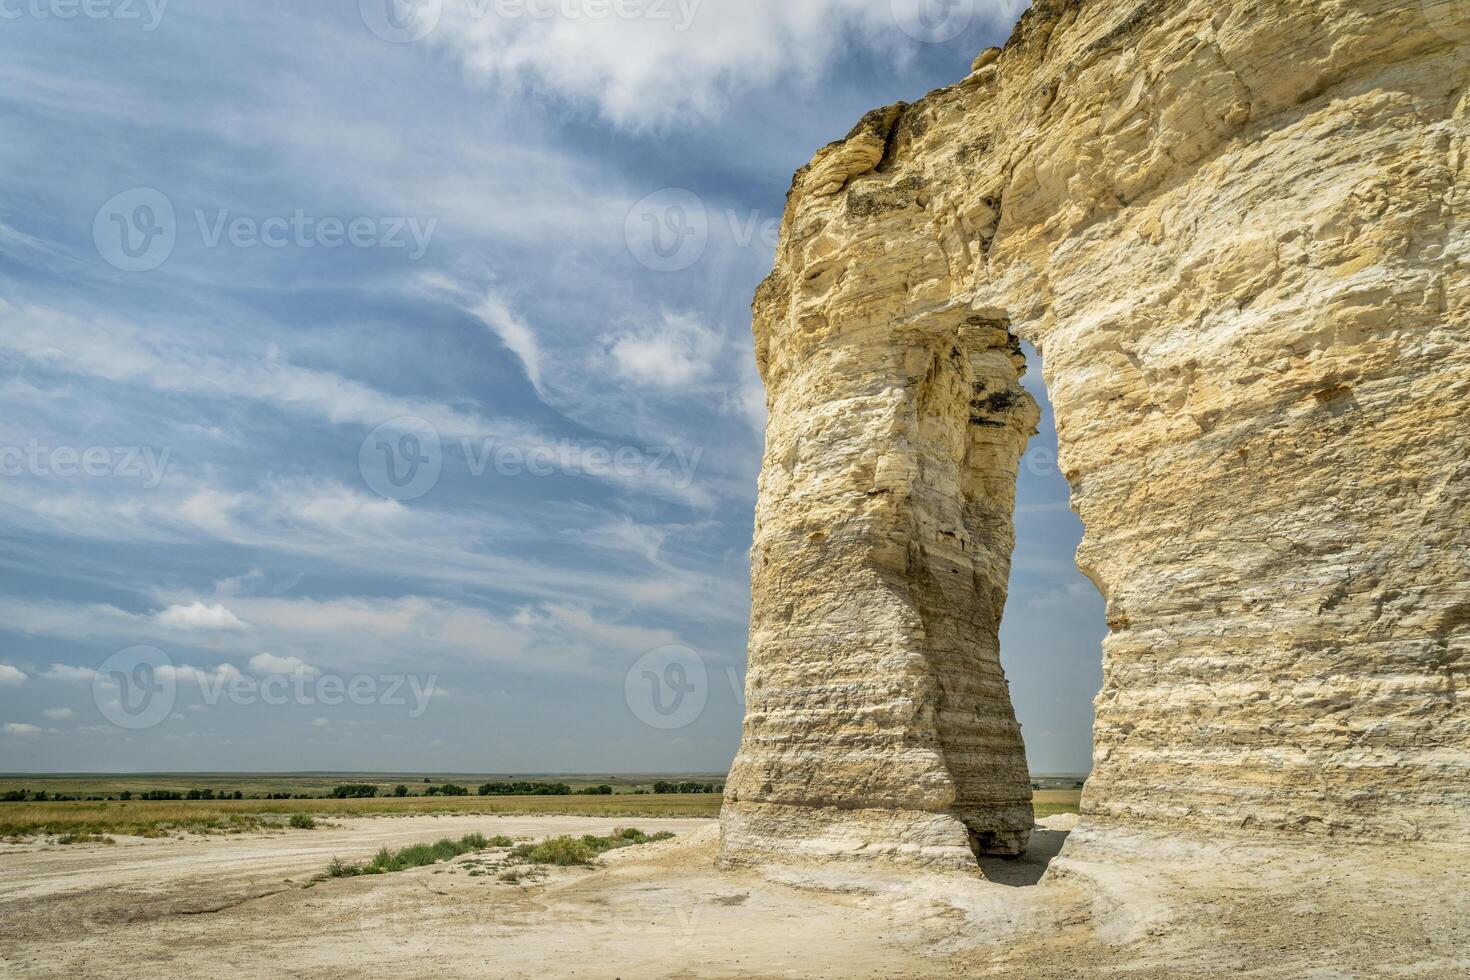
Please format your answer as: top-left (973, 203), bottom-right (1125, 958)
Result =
top-left (0, 0), bottom-right (1103, 774)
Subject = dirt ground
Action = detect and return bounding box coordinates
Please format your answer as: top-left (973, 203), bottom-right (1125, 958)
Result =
top-left (2, 814), bottom-right (1465, 978)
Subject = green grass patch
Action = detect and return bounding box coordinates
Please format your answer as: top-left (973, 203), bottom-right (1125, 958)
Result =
top-left (322, 827), bottom-right (676, 882)
top-left (288, 813), bottom-right (318, 830)
top-left (328, 833), bottom-right (490, 878)
top-left (511, 827), bottom-right (675, 867)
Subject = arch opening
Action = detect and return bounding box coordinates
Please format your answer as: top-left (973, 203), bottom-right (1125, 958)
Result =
top-left (720, 316), bottom-right (1104, 873)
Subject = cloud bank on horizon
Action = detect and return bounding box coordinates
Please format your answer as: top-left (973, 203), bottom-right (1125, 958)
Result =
top-left (0, 0), bottom-right (1101, 775)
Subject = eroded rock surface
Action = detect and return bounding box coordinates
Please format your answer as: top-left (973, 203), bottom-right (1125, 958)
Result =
top-left (723, 0), bottom-right (1469, 868)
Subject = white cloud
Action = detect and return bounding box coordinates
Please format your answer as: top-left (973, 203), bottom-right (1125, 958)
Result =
top-left (0, 298), bottom-right (517, 447)
top-left (155, 602), bottom-right (248, 632)
top-left (0, 593), bottom-right (702, 682)
top-left (0, 479), bottom-right (739, 621)
top-left (607, 311), bottom-right (722, 388)
top-left (0, 299), bottom-right (714, 505)
top-left (471, 292), bottom-right (545, 395)
top-left (42, 664), bottom-right (97, 682)
top-left (0, 664), bottom-right (26, 685)
top-left (3, 723), bottom-right (41, 736)
top-left (249, 653), bottom-right (319, 677)
top-left (435, 0), bottom-right (1027, 127)
top-left (42, 708), bottom-right (76, 721)
top-left (156, 663), bottom-right (241, 685)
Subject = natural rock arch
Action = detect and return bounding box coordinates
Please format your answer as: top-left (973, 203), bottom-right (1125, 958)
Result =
top-left (720, 0), bottom-right (1469, 869)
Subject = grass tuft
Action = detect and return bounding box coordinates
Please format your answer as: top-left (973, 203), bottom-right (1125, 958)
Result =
top-left (327, 833), bottom-right (490, 878)
top-left (510, 827), bottom-right (676, 867)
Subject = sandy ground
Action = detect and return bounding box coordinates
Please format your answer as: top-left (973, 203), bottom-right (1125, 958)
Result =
top-left (1, 814), bottom-right (1466, 978)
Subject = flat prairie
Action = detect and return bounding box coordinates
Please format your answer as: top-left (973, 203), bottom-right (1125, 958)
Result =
top-left (2, 811), bottom-right (1464, 979)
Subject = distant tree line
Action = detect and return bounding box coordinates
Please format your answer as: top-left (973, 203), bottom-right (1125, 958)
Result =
top-left (478, 782), bottom-right (572, 796)
top-left (1, 788), bottom-right (244, 802)
top-left (1, 778), bottom-right (730, 803)
top-left (650, 781), bottom-right (724, 795)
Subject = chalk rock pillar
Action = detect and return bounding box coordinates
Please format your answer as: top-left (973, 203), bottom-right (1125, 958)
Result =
top-left (720, 313), bottom-right (1038, 869)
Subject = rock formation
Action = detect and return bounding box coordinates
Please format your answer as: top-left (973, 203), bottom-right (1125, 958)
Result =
top-left (722, 0), bottom-right (1469, 869)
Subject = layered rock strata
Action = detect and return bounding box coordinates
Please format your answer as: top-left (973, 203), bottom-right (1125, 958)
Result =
top-left (722, 0), bottom-right (1470, 868)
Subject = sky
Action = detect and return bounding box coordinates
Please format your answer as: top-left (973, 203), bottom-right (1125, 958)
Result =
top-left (0, 0), bottom-right (1104, 775)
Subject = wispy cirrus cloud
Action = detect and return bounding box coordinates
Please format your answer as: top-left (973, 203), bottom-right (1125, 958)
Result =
top-left (0, 592), bottom-right (703, 682)
top-left (433, 0), bottom-right (1028, 127)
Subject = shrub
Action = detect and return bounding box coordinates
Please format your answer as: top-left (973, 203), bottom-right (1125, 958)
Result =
top-left (393, 785), bottom-right (409, 797)
top-left (498, 866), bottom-right (547, 885)
top-left (522, 836), bottom-right (595, 866)
top-left (509, 829), bottom-right (676, 867)
top-left (289, 813), bottom-right (317, 830)
top-left (425, 784), bottom-right (469, 797)
top-left (324, 833), bottom-right (489, 878)
top-left (330, 784), bottom-right (379, 799)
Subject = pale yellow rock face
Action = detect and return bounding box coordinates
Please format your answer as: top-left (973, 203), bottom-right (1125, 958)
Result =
top-left (722, 0), bottom-right (1470, 869)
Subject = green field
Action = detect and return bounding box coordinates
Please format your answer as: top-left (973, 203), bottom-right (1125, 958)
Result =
top-left (0, 773), bottom-right (1083, 839)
